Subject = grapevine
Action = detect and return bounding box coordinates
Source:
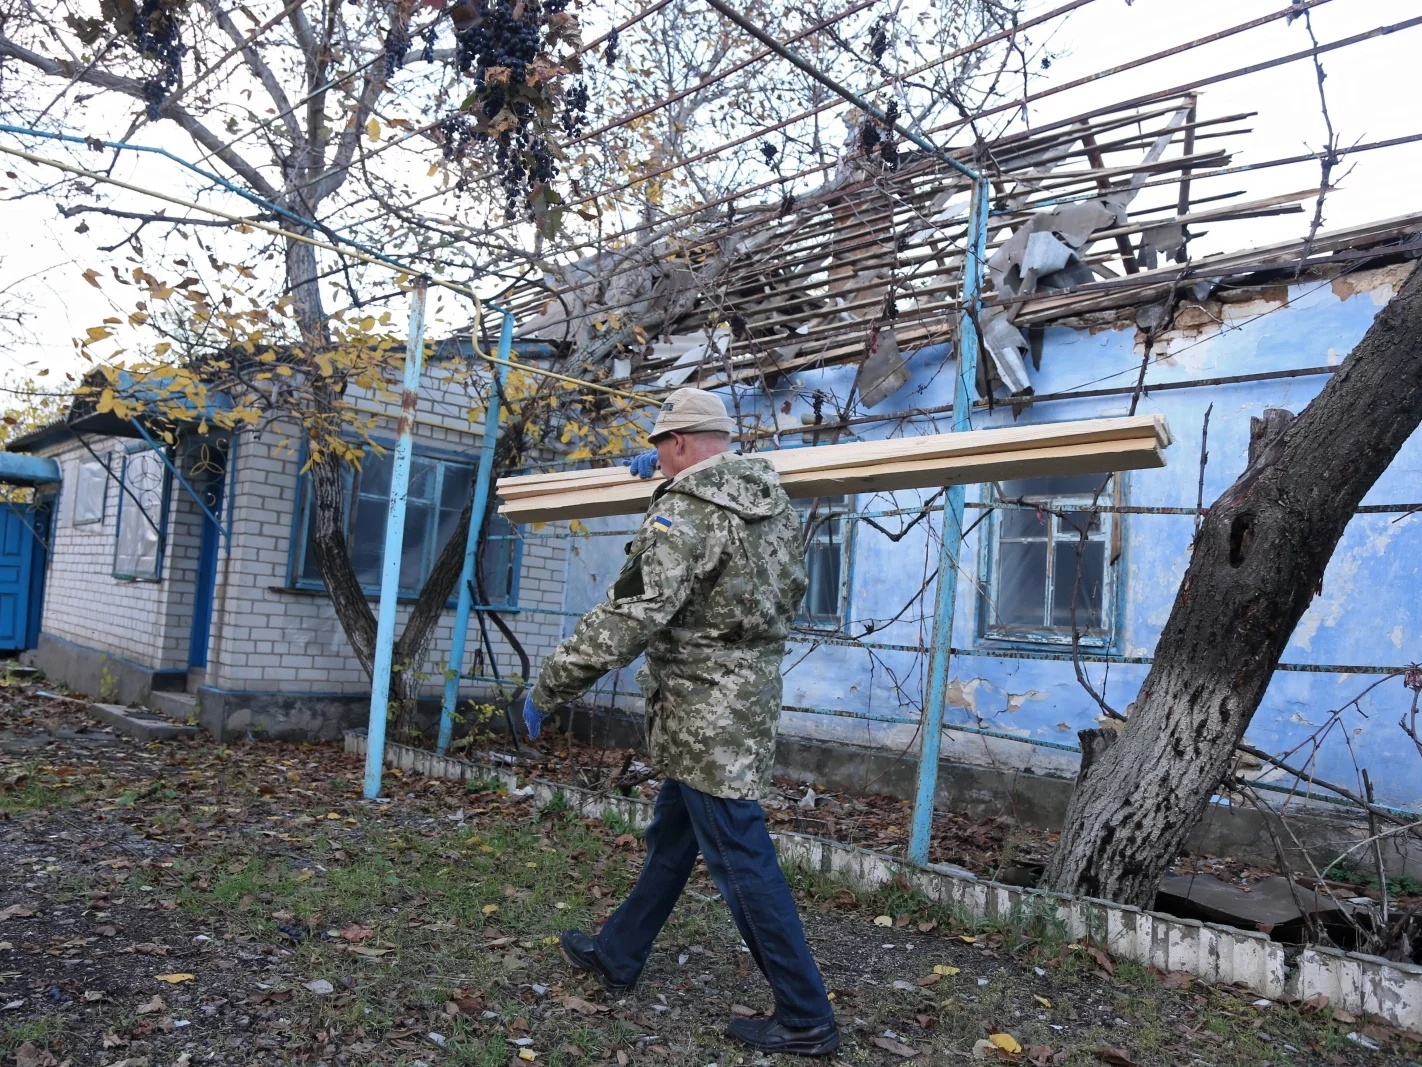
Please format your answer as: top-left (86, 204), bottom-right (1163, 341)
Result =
top-left (441, 0), bottom-right (583, 221)
top-left (867, 15), bottom-right (889, 64)
top-left (129, 0), bottom-right (187, 120)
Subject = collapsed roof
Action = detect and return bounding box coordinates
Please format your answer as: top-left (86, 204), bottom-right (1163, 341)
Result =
top-left (505, 90), bottom-right (1422, 407)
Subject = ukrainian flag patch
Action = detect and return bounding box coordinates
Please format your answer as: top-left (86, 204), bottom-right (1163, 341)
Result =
top-left (652, 515), bottom-right (673, 531)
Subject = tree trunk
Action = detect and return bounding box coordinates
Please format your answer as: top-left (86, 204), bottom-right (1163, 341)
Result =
top-left (1043, 263), bottom-right (1422, 908)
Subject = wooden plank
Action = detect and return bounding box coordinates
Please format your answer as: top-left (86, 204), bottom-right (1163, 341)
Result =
top-left (498, 419), bottom-right (1170, 523)
top-left (495, 415), bottom-right (1170, 500)
top-left (500, 437), bottom-right (1165, 523)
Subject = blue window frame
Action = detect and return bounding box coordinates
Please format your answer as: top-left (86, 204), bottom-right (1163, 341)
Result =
top-left (794, 495), bottom-right (853, 630)
top-left (112, 446), bottom-right (170, 582)
top-left (979, 474), bottom-right (1117, 647)
top-left (293, 447), bottom-right (520, 606)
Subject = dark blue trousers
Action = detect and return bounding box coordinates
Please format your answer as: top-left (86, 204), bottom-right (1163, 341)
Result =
top-left (594, 779), bottom-right (834, 1027)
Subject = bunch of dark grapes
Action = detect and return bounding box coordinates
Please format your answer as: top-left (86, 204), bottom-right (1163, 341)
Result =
top-left (603, 27), bottom-right (619, 66)
top-left (760, 140), bottom-right (779, 172)
top-left (452, 0), bottom-right (569, 218)
top-left (384, 22), bottom-right (412, 78)
top-left (879, 101), bottom-right (900, 171)
top-left (867, 15), bottom-right (889, 64)
top-left (130, 0), bottom-right (187, 120)
top-left (562, 80), bottom-right (589, 136)
top-left (859, 120), bottom-right (880, 153)
top-left (421, 29), bottom-right (438, 64)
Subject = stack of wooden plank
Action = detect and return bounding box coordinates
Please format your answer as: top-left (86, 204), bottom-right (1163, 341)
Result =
top-left (496, 414), bottom-right (1172, 524)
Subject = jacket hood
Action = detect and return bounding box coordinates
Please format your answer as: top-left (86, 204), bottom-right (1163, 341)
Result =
top-left (666, 454), bottom-right (789, 521)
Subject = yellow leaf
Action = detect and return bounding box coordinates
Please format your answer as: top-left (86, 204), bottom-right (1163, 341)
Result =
top-left (427, 162), bottom-right (439, 177)
top-left (933, 965), bottom-right (960, 976)
top-left (154, 342), bottom-right (171, 356)
top-left (959, 935), bottom-right (977, 943)
top-left (155, 973), bottom-right (195, 984)
top-left (989, 1033), bottom-right (1021, 1054)
top-left (81, 268), bottom-right (102, 288)
top-left (1034, 994), bottom-right (1052, 1008)
top-left (325, 812), bottom-right (341, 820)
top-left (873, 915), bottom-right (893, 927)
top-left (366, 117), bottom-right (381, 141)
top-left (482, 904), bottom-right (499, 915)
top-left (84, 326), bottom-right (112, 343)
top-left (517, 1051), bottom-right (537, 1062)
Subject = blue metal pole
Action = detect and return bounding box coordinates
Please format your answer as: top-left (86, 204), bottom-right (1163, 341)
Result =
top-left (909, 176), bottom-right (990, 866)
top-left (436, 311), bottom-right (512, 754)
top-left (363, 280), bottom-right (430, 800)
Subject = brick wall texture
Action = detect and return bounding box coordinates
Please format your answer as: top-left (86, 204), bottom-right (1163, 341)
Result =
top-left (34, 363), bottom-right (568, 699)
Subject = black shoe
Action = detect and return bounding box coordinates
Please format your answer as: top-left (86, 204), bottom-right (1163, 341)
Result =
top-left (559, 929), bottom-right (636, 994)
top-left (727, 1015), bottom-right (840, 1057)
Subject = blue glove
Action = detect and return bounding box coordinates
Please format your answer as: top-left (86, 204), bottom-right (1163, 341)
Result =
top-left (624, 450), bottom-right (659, 479)
top-left (523, 693), bottom-right (544, 739)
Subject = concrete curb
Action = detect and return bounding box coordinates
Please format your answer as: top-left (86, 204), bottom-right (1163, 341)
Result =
top-left (344, 732), bottom-right (1422, 1031)
top-left (89, 702), bottom-right (200, 742)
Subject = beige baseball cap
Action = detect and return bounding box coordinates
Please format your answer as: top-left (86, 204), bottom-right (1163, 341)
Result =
top-left (648, 387), bottom-right (735, 441)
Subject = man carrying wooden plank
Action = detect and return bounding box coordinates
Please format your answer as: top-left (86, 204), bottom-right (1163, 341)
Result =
top-left (523, 387), bottom-right (840, 1056)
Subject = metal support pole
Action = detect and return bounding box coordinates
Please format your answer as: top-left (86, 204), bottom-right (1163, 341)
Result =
top-left (363, 279), bottom-right (430, 800)
top-left (436, 311), bottom-right (512, 755)
top-left (909, 177), bottom-right (990, 866)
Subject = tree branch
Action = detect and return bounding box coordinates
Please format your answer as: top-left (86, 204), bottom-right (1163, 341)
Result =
top-left (201, 0), bottom-right (304, 146)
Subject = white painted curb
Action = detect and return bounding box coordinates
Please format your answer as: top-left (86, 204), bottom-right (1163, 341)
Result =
top-left (345, 732), bottom-right (1422, 1031)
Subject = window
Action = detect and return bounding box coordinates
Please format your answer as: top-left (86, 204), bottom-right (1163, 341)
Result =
top-left (476, 513), bottom-right (521, 608)
top-left (795, 495), bottom-right (852, 629)
top-left (112, 448), bottom-right (169, 581)
top-left (295, 448), bottom-right (518, 605)
top-left (981, 474), bottom-right (1116, 645)
top-left (72, 454), bottom-right (110, 526)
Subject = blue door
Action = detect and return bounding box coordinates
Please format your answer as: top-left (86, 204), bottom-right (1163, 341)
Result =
top-left (187, 444), bottom-right (227, 669)
top-left (0, 505), bottom-right (45, 652)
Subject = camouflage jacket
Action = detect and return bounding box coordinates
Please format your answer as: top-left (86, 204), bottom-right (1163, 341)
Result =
top-left (531, 454), bottom-right (806, 799)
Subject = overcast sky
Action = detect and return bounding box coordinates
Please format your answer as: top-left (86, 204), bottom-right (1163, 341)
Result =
top-left (1, 0), bottom-right (1416, 398)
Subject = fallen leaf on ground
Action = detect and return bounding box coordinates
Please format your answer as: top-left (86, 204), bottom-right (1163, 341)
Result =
top-left (1085, 944), bottom-right (1115, 975)
top-left (873, 915), bottom-right (893, 927)
top-left (340, 923), bottom-right (373, 942)
top-left (304, 979), bottom-right (335, 995)
top-left (14, 1043), bottom-right (58, 1067)
top-left (917, 920), bottom-right (937, 933)
top-left (894, 914), bottom-right (910, 928)
top-left (872, 1035), bottom-right (921, 1058)
top-left (1093, 1047), bottom-right (1140, 1067)
top-left (518, 1051), bottom-right (537, 1062)
top-left (1332, 1008), bottom-right (1356, 1024)
top-left (730, 1003), bottom-right (758, 1017)
top-left (1033, 994), bottom-right (1052, 1008)
top-left (972, 1039), bottom-right (997, 1060)
top-left (346, 945), bottom-right (392, 957)
top-left (1158, 970), bottom-right (1191, 989)
top-left (1027, 1046), bottom-right (1056, 1066)
top-left (154, 973), bottom-right (194, 984)
top-left (990, 1033), bottom-right (1022, 1054)
top-left (1299, 994), bottom-right (1330, 1013)
top-left (563, 995), bottom-right (608, 1015)
top-left (916, 973), bottom-right (941, 987)
top-left (482, 904), bottom-right (500, 915)
top-left (135, 994), bottom-right (166, 1014)
top-left (933, 964), bottom-right (960, 976)
top-left (0, 904), bottom-right (37, 920)
top-left (616, 1052), bottom-right (630, 1066)
top-left (958, 935), bottom-right (977, 943)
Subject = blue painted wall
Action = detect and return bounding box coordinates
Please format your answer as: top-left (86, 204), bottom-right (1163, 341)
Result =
top-left (555, 266), bottom-right (1422, 810)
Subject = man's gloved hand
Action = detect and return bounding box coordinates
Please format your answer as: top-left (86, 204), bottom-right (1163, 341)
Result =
top-left (624, 450), bottom-right (659, 479)
top-left (523, 693), bottom-right (545, 740)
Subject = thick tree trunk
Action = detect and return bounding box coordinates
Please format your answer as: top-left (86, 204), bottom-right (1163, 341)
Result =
top-left (1043, 264), bottom-right (1422, 908)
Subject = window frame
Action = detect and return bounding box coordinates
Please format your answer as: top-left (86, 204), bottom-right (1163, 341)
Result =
top-left (976, 474), bottom-right (1121, 650)
top-left (72, 453), bottom-right (111, 527)
top-left (111, 444), bottom-right (171, 582)
top-left (793, 494), bottom-right (855, 632)
top-left (290, 440), bottom-right (521, 609)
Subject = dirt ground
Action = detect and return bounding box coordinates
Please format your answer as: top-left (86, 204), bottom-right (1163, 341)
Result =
top-left (3, 682), bottom-right (1421, 1067)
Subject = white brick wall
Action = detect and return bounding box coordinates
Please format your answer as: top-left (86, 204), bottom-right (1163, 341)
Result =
top-left (36, 435), bottom-right (206, 671)
top-left (33, 361), bottom-right (567, 695)
top-left (203, 411), bottom-right (567, 697)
